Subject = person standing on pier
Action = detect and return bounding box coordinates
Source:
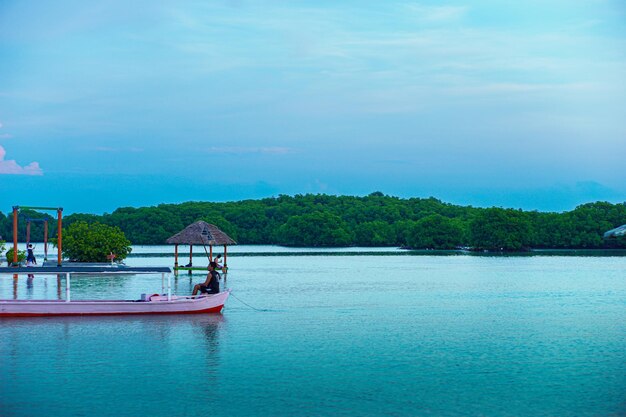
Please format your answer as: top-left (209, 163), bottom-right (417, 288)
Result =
top-left (213, 254), bottom-right (223, 269)
top-left (26, 244), bottom-right (37, 266)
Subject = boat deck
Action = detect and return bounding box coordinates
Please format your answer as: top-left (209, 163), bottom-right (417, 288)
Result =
top-left (0, 266), bottom-right (171, 274)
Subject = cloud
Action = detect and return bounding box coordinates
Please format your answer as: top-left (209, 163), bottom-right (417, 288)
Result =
top-left (446, 82), bottom-right (596, 96)
top-left (405, 4), bottom-right (468, 23)
top-left (92, 146), bottom-right (144, 152)
top-left (207, 147), bottom-right (292, 155)
top-left (0, 120), bottom-right (13, 139)
top-left (0, 146), bottom-right (43, 175)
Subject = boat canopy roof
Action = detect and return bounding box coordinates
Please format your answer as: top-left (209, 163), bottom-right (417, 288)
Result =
top-left (0, 266), bottom-right (171, 274)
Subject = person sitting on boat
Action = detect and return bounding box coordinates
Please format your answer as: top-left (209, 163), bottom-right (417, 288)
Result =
top-left (213, 254), bottom-right (223, 269)
top-left (192, 262), bottom-right (221, 296)
top-left (26, 244), bottom-right (37, 266)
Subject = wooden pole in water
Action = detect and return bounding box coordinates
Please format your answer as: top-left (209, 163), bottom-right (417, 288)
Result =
top-left (44, 220), bottom-right (48, 261)
top-left (12, 206), bottom-right (18, 266)
top-left (174, 244), bottom-right (179, 268)
top-left (223, 245), bottom-right (228, 271)
top-left (57, 208), bottom-right (63, 267)
top-left (189, 244), bottom-right (193, 275)
top-left (209, 245), bottom-right (213, 261)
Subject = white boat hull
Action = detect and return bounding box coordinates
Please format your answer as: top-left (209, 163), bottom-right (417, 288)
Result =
top-left (0, 290), bottom-right (230, 317)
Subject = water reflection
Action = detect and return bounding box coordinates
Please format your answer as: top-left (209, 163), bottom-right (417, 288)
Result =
top-left (68, 273), bottom-right (134, 289)
top-left (57, 274), bottom-right (62, 299)
top-left (0, 313), bottom-right (228, 416)
top-left (1, 313), bottom-right (224, 343)
top-left (26, 274), bottom-right (34, 293)
top-left (196, 314), bottom-right (224, 359)
top-left (0, 314), bottom-right (226, 375)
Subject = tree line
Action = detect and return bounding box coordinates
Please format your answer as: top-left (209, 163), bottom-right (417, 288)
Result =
top-left (1, 193), bottom-right (625, 251)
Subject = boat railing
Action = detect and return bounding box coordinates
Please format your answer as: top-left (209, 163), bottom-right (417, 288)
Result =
top-left (0, 266), bottom-right (173, 302)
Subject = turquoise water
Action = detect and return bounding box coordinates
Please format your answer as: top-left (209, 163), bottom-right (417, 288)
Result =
top-left (1, 249), bottom-right (625, 416)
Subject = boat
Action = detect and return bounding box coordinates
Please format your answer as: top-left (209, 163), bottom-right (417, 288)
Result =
top-left (0, 292), bottom-right (230, 317)
top-left (0, 266), bottom-right (230, 317)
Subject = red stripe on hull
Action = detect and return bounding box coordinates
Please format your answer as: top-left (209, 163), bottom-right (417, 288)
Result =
top-left (0, 305), bottom-right (224, 317)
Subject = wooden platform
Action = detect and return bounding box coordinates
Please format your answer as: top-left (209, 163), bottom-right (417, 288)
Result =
top-left (174, 266), bottom-right (227, 274)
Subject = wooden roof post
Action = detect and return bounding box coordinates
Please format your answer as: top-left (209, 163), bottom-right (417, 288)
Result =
top-left (223, 244), bottom-right (228, 272)
top-left (174, 244), bottom-right (179, 269)
top-left (189, 244), bottom-right (193, 275)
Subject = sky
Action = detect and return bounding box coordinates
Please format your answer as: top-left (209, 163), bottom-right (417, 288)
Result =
top-left (0, 0), bottom-right (625, 214)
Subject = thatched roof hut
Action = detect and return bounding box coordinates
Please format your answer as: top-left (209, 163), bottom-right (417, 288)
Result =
top-left (166, 221), bottom-right (236, 246)
top-left (166, 221), bottom-right (236, 272)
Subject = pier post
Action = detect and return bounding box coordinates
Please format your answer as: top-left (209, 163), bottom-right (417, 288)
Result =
top-left (12, 206), bottom-right (18, 266)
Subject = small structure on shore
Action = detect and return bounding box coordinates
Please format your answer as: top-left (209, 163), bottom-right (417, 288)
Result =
top-left (9, 206), bottom-right (63, 267)
top-left (604, 224), bottom-right (626, 239)
top-left (166, 221), bottom-right (236, 274)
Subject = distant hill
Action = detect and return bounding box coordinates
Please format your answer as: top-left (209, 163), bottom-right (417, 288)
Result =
top-left (2, 194), bottom-right (625, 250)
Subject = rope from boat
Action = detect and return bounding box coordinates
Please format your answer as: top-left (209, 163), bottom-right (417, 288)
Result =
top-left (229, 291), bottom-right (267, 312)
top-left (201, 243), bottom-right (211, 262)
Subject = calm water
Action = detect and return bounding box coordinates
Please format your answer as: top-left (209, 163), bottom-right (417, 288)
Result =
top-left (1, 247), bottom-right (625, 416)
